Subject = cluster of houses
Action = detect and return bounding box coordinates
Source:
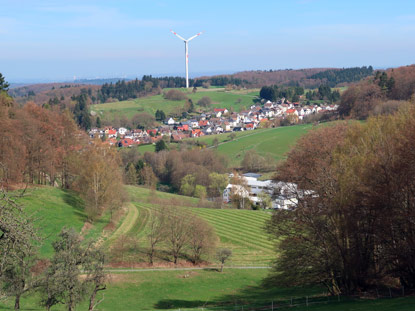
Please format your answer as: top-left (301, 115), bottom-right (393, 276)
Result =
top-left (89, 98), bottom-right (338, 147)
top-left (222, 173), bottom-right (314, 209)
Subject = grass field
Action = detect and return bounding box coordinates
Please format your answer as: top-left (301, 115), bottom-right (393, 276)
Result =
top-left (126, 186), bottom-right (274, 266)
top-left (5, 186), bottom-right (415, 310)
top-left (17, 187), bottom-right (112, 257)
top-left (134, 124), bottom-right (321, 167)
top-left (1, 267), bottom-right (414, 310)
top-left (214, 125), bottom-right (315, 167)
top-left (91, 88), bottom-right (259, 119)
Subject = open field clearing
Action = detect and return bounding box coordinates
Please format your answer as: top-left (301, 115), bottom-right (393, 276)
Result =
top-left (91, 88), bottom-right (260, 119)
top-left (1, 267), bottom-right (414, 310)
top-left (214, 125), bottom-right (314, 166)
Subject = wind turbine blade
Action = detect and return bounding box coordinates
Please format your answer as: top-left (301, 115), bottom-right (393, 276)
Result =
top-left (170, 29), bottom-right (186, 41)
top-left (187, 31), bottom-right (203, 42)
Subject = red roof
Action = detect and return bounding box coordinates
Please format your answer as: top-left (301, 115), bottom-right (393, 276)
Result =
top-left (119, 138), bottom-right (136, 147)
top-left (214, 108), bottom-right (226, 112)
top-left (177, 124), bottom-right (189, 131)
top-left (286, 109), bottom-right (296, 114)
top-left (108, 129), bottom-right (116, 135)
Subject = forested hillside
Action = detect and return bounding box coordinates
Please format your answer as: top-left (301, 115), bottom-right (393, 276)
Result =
top-left (339, 65), bottom-right (415, 119)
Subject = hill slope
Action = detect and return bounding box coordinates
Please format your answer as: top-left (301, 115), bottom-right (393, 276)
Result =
top-left (91, 88), bottom-right (259, 119)
top-left (17, 187), bottom-right (112, 257)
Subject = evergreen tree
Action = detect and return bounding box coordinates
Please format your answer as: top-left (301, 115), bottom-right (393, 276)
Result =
top-left (0, 73), bottom-right (10, 92)
top-left (96, 116), bottom-right (101, 128)
top-left (155, 139), bottom-right (168, 152)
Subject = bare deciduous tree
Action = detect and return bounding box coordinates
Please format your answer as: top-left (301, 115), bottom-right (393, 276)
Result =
top-left (188, 217), bottom-right (218, 264)
top-left (146, 211), bottom-right (167, 265)
top-left (216, 248), bottom-right (232, 272)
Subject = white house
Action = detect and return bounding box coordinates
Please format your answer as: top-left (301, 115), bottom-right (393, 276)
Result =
top-left (223, 184), bottom-right (250, 203)
top-left (167, 117), bottom-right (175, 125)
top-left (118, 127), bottom-right (128, 136)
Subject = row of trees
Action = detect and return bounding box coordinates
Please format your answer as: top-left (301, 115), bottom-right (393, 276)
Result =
top-left (305, 85), bottom-right (341, 102)
top-left (146, 206), bottom-right (218, 264)
top-left (259, 85), bottom-right (304, 102)
top-left (98, 76), bottom-right (161, 102)
top-left (309, 66), bottom-right (374, 87)
top-left (267, 104), bottom-right (415, 295)
top-left (139, 148), bottom-right (228, 193)
top-left (122, 147), bottom-right (228, 196)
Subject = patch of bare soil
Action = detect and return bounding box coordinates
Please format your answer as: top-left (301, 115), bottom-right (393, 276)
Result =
top-left (80, 221), bottom-right (93, 235)
top-left (177, 271), bottom-right (199, 279)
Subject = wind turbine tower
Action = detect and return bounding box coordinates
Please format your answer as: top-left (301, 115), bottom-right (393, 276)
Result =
top-left (170, 30), bottom-right (203, 88)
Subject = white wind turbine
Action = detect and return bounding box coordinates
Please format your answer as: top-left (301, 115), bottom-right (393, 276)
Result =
top-left (170, 29), bottom-right (203, 88)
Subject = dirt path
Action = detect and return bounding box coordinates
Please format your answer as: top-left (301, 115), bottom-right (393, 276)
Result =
top-left (107, 203), bottom-right (139, 247)
top-left (105, 266), bottom-right (270, 273)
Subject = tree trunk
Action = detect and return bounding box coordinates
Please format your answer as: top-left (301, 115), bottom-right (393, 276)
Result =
top-left (221, 263), bottom-right (224, 272)
top-left (89, 285), bottom-right (106, 311)
top-left (89, 287), bottom-right (97, 311)
top-left (14, 294), bottom-right (20, 310)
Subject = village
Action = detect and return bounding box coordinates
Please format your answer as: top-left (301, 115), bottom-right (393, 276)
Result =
top-left (88, 98), bottom-right (339, 147)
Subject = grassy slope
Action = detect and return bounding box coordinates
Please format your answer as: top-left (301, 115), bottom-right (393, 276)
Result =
top-left (215, 124), bottom-right (314, 167)
top-left (17, 186), bottom-right (111, 257)
top-left (91, 88), bottom-right (259, 119)
top-left (127, 186), bottom-right (274, 266)
top-left (137, 124), bottom-right (318, 167)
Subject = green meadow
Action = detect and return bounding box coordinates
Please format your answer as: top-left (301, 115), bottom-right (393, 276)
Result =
top-left (91, 88), bottom-right (259, 119)
top-left (126, 186), bottom-right (274, 266)
top-left (17, 187), bottom-right (111, 257)
top-left (5, 186), bottom-right (414, 310)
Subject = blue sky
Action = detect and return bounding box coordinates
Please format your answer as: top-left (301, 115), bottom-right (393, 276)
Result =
top-left (1, 0), bottom-right (415, 82)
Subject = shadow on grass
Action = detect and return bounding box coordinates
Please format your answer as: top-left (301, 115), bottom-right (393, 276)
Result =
top-left (62, 190), bottom-right (86, 221)
top-left (154, 278), bottom-right (323, 310)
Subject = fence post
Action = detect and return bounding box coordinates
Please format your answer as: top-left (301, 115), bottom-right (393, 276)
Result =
top-left (376, 288), bottom-right (379, 299)
top-left (337, 294), bottom-right (340, 302)
top-left (290, 297), bottom-right (293, 306)
top-left (402, 286), bottom-right (405, 296)
top-left (271, 300), bottom-right (274, 311)
top-left (306, 296), bottom-right (309, 307)
top-left (389, 288), bottom-right (392, 298)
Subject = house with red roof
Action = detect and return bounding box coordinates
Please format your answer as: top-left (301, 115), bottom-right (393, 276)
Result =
top-left (118, 138), bottom-right (137, 147)
top-left (286, 108), bottom-right (298, 116)
top-left (147, 129), bottom-right (157, 136)
top-left (107, 128), bottom-right (117, 138)
top-left (177, 124), bottom-right (189, 131)
top-left (198, 120), bottom-right (209, 127)
top-left (191, 129), bottom-right (204, 137)
top-left (245, 123), bottom-right (255, 130)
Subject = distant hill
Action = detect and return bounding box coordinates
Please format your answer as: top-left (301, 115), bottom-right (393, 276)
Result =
top-left (10, 83), bottom-right (101, 106)
top-left (197, 66), bottom-right (374, 88)
top-left (72, 78), bottom-right (132, 85)
top-left (9, 67), bottom-right (374, 107)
